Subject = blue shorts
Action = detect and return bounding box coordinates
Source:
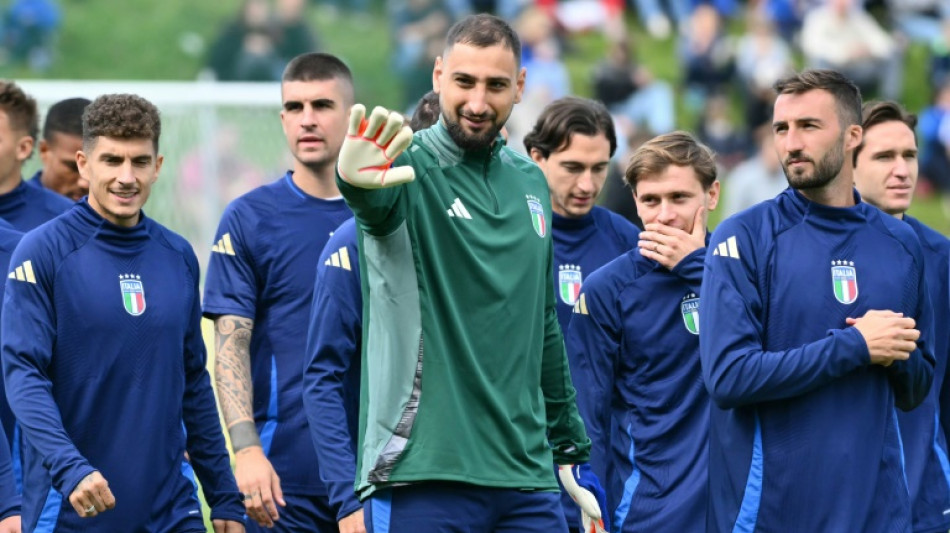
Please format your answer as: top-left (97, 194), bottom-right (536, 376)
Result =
top-left (366, 482), bottom-right (568, 533)
top-left (245, 493), bottom-right (338, 533)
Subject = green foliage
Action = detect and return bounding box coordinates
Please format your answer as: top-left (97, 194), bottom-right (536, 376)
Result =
top-left (0, 0), bottom-right (401, 108)
top-left (0, 1), bottom-right (239, 79)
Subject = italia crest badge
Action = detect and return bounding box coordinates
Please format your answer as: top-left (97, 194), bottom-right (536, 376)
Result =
top-left (831, 260), bottom-right (858, 305)
top-left (120, 274), bottom-right (146, 316)
top-left (681, 293), bottom-right (700, 335)
top-left (558, 265), bottom-right (583, 306)
top-left (526, 195), bottom-right (546, 237)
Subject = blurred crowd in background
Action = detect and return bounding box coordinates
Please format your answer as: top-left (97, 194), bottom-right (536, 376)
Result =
top-left (8, 0), bottom-right (950, 221)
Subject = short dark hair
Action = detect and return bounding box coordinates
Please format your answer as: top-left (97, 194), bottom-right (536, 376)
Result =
top-left (523, 97), bottom-right (617, 158)
top-left (282, 52), bottom-right (354, 104)
top-left (445, 14), bottom-right (521, 67)
top-left (853, 100), bottom-right (918, 166)
top-left (624, 131), bottom-right (718, 192)
top-left (43, 97), bottom-right (91, 142)
top-left (82, 94), bottom-right (162, 152)
top-left (409, 90), bottom-right (441, 132)
top-left (773, 69), bottom-right (862, 128)
top-left (0, 80), bottom-right (39, 141)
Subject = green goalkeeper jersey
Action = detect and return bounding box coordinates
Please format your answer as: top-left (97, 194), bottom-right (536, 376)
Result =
top-left (337, 122), bottom-right (591, 499)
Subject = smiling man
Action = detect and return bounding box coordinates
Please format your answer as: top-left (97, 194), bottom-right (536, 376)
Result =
top-left (1, 93), bottom-right (244, 532)
top-left (332, 14), bottom-right (608, 533)
top-left (853, 100), bottom-right (950, 533)
top-left (701, 70), bottom-right (935, 532)
top-left (203, 53), bottom-right (355, 533)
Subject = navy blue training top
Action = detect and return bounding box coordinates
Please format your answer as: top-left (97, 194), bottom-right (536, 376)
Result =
top-left (0, 178), bottom-right (72, 232)
top-left (701, 188), bottom-right (935, 532)
top-left (568, 242), bottom-right (709, 532)
top-left (2, 200), bottom-right (242, 531)
top-left (304, 217), bottom-right (363, 521)
top-left (203, 171), bottom-right (352, 495)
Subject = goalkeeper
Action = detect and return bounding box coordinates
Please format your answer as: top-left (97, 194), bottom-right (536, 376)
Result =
top-left (335, 13), bottom-right (609, 533)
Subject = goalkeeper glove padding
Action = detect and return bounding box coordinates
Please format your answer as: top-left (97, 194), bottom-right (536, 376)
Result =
top-left (337, 104), bottom-right (415, 189)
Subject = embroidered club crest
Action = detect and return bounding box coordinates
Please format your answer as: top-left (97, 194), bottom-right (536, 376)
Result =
top-left (831, 261), bottom-right (858, 305)
top-left (558, 265), bottom-right (583, 306)
top-left (120, 274), bottom-right (146, 316)
top-left (526, 195), bottom-right (546, 237)
top-left (681, 293), bottom-right (700, 335)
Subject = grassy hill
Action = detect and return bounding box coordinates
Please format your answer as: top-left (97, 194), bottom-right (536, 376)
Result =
top-left (4, 0), bottom-right (946, 232)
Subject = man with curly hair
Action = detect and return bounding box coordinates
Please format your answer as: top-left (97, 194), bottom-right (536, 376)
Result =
top-left (1, 93), bottom-right (245, 532)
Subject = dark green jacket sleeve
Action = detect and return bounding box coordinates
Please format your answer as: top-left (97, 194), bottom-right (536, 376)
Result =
top-left (336, 151), bottom-right (414, 237)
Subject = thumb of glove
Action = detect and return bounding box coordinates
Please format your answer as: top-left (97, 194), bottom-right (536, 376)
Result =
top-left (582, 512), bottom-right (609, 533)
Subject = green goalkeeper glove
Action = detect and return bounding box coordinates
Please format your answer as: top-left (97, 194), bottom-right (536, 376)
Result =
top-left (337, 104), bottom-right (415, 189)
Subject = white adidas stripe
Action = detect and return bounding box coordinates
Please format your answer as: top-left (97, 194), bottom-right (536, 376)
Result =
top-left (323, 248), bottom-right (352, 271)
top-left (713, 236), bottom-right (740, 259)
top-left (7, 260), bottom-right (36, 283)
top-left (447, 198), bottom-right (472, 219)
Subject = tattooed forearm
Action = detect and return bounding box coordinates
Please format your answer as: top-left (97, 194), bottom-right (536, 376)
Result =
top-left (214, 315), bottom-right (259, 451)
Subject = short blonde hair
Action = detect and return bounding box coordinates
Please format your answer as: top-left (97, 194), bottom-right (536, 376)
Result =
top-left (624, 131), bottom-right (717, 192)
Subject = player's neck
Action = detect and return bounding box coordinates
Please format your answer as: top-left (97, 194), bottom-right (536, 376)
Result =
top-left (0, 169), bottom-right (23, 196)
top-left (798, 169), bottom-right (856, 208)
top-left (291, 162), bottom-right (340, 199)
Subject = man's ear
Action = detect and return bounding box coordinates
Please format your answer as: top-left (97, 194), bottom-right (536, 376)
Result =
top-left (14, 135), bottom-right (33, 163)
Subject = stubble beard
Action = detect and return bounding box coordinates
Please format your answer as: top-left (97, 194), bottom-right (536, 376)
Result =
top-left (783, 135), bottom-right (846, 191)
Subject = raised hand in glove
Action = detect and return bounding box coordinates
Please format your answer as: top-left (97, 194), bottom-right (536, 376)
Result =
top-left (558, 463), bottom-right (611, 533)
top-left (337, 104), bottom-right (415, 189)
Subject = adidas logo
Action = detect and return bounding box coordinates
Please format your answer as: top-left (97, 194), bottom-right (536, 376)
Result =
top-left (8, 260), bottom-right (36, 284)
top-left (712, 236), bottom-right (740, 259)
top-left (212, 233), bottom-right (235, 256)
top-left (446, 198), bottom-right (472, 219)
top-left (324, 247), bottom-right (351, 271)
top-left (572, 293), bottom-right (589, 315)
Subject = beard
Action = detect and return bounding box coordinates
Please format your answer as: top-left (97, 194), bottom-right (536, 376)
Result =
top-left (782, 134), bottom-right (846, 190)
top-left (443, 111), bottom-right (503, 151)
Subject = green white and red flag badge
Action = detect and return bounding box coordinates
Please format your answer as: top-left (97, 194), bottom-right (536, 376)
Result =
top-left (559, 264), bottom-right (583, 305)
top-left (526, 194), bottom-right (546, 237)
top-left (831, 260), bottom-right (858, 305)
top-left (681, 293), bottom-right (700, 335)
top-left (120, 274), bottom-right (146, 316)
